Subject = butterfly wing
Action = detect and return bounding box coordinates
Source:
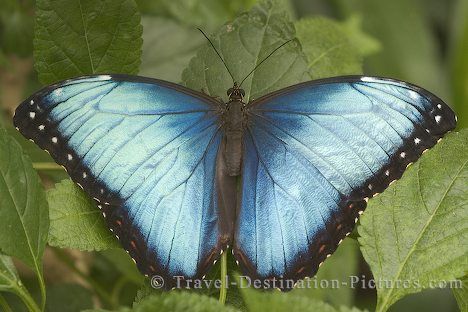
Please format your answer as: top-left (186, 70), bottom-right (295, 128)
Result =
top-left (234, 76), bottom-right (457, 288)
top-left (13, 75), bottom-right (229, 286)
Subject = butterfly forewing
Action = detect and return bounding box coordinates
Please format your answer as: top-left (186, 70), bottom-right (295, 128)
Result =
top-left (13, 75), bottom-right (228, 288)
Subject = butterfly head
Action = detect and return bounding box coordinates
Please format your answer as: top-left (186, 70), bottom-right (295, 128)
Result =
top-left (227, 82), bottom-right (245, 101)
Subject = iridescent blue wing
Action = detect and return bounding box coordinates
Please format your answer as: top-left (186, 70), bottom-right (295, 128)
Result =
top-left (234, 76), bottom-right (457, 288)
top-left (13, 75), bottom-right (227, 287)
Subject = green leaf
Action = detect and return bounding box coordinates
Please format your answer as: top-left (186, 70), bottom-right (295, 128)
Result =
top-left (241, 285), bottom-right (363, 312)
top-left (0, 255), bottom-right (40, 312)
top-left (139, 17), bottom-right (204, 82)
top-left (47, 179), bottom-right (119, 251)
top-left (294, 238), bottom-right (359, 308)
top-left (358, 130), bottom-right (468, 312)
top-left (135, 0), bottom-right (169, 16)
top-left (449, 0), bottom-right (468, 129)
top-left (100, 249), bottom-right (144, 285)
top-left (0, 127), bottom-right (48, 310)
top-left (133, 292), bottom-right (239, 312)
top-left (138, 0), bottom-right (257, 31)
top-left (133, 280), bottom-right (161, 306)
top-left (0, 127), bottom-right (49, 272)
top-left (340, 15), bottom-right (380, 58)
top-left (182, 0), bottom-right (310, 103)
top-left (45, 283), bottom-right (93, 312)
top-left (453, 276), bottom-right (468, 312)
top-left (34, 0), bottom-right (143, 85)
top-left (0, 255), bottom-right (20, 293)
top-left (83, 309), bottom-right (130, 312)
top-left (295, 16), bottom-right (379, 79)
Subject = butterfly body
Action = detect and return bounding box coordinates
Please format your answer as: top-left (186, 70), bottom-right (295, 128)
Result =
top-left (223, 83), bottom-right (247, 176)
top-left (13, 74), bottom-right (456, 289)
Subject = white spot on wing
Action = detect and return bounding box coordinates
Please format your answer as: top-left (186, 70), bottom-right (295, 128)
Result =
top-left (385, 169), bottom-right (390, 176)
top-left (98, 75), bottom-right (112, 81)
top-left (29, 112), bottom-right (36, 119)
top-left (82, 172), bottom-right (87, 178)
top-left (360, 76), bottom-right (380, 83)
top-left (67, 154), bottom-right (73, 161)
top-left (414, 137), bottom-right (421, 144)
top-left (408, 90), bottom-right (419, 99)
top-left (38, 125), bottom-right (45, 131)
top-left (51, 137), bottom-right (58, 143)
top-left (435, 115), bottom-right (442, 123)
top-left (30, 100), bottom-right (34, 105)
top-left (437, 104), bottom-right (442, 109)
top-left (400, 152), bottom-right (406, 158)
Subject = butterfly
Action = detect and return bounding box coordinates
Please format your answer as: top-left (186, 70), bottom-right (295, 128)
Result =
top-left (13, 66), bottom-right (456, 290)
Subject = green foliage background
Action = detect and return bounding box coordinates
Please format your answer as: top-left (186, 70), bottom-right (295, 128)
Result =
top-left (0, 0), bottom-right (466, 311)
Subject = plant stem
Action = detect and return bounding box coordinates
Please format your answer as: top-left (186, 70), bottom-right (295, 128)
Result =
top-left (0, 294), bottom-right (13, 312)
top-left (15, 285), bottom-right (42, 312)
top-left (51, 248), bottom-right (116, 309)
top-left (219, 251), bottom-right (227, 305)
top-left (32, 162), bottom-right (63, 170)
top-left (36, 271), bottom-right (46, 312)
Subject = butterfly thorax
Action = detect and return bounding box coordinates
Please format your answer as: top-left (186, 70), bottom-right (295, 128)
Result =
top-left (223, 84), bottom-right (247, 176)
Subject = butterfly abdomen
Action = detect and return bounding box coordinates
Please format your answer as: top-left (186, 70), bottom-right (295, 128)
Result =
top-left (224, 99), bottom-right (246, 176)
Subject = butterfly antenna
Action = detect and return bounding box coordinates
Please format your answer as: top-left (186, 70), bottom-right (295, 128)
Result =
top-left (198, 28), bottom-right (236, 84)
top-left (239, 39), bottom-right (294, 88)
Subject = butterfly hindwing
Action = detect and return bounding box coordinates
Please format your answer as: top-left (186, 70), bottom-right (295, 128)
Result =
top-left (13, 75), bottom-right (227, 287)
top-left (234, 76), bottom-right (456, 288)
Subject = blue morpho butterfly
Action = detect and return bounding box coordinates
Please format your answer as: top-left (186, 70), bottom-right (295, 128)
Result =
top-left (13, 33), bottom-right (456, 290)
